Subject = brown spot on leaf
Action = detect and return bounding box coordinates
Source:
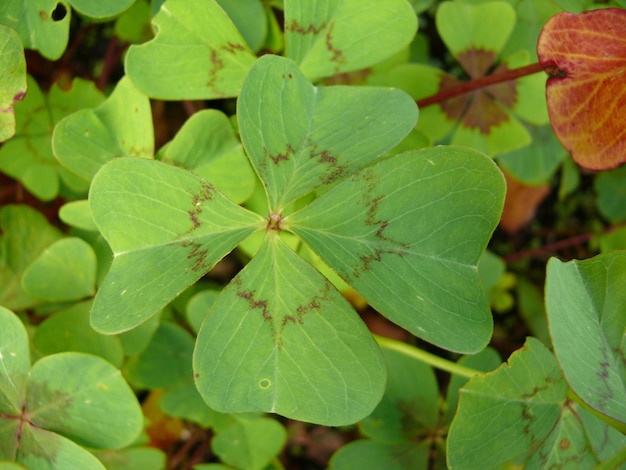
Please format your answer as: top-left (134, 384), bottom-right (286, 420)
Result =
top-left (182, 240), bottom-right (211, 273)
top-left (323, 68), bottom-right (373, 85)
top-left (266, 143), bottom-right (295, 165)
top-left (222, 42), bottom-right (246, 54)
top-left (187, 180), bottom-right (216, 232)
top-left (207, 47), bottom-right (225, 96)
top-left (285, 19), bottom-right (327, 35)
top-left (238, 289), bottom-right (272, 322)
top-left (308, 144), bottom-right (348, 184)
top-left (487, 62), bottom-right (518, 109)
top-left (457, 48), bottom-right (497, 79)
top-left (462, 91), bottom-right (510, 135)
top-left (325, 22), bottom-right (347, 65)
top-left (439, 48), bottom-right (519, 134)
top-left (439, 75), bottom-right (469, 122)
top-left (347, 171), bottom-right (409, 278)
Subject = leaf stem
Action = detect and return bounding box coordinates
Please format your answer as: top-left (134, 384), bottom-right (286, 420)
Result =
top-left (374, 335), bottom-right (481, 379)
top-left (416, 62), bottom-right (547, 108)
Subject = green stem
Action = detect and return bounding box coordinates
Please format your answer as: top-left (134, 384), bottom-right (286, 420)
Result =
top-left (416, 62), bottom-right (547, 108)
top-left (374, 335), bottom-right (481, 379)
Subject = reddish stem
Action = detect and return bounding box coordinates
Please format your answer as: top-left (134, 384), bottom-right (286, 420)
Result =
top-left (97, 36), bottom-right (129, 91)
top-left (502, 223), bottom-right (626, 263)
top-left (416, 62), bottom-right (547, 108)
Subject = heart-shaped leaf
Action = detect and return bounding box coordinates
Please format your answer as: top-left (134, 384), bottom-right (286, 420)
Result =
top-left (0, 308), bottom-right (142, 465)
top-left (288, 146), bottom-right (505, 353)
top-left (447, 337), bottom-right (626, 468)
top-left (238, 54), bottom-right (418, 210)
top-left (157, 109), bottom-right (255, 204)
top-left (0, 0), bottom-right (70, 60)
top-left (212, 417), bottom-right (287, 470)
top-left (53, 76), bottom-right (153, 182)
top-left (0, 76), bottom-right (105, 200)
top-left (194, 234), bottom-right (386, 425)
top-left (21, 237), bottom-right (96, 302)
top-left (27, 353), bottom-right (143, 449)
top-left (284, 0), bottom-right (417, 82)
top-left (89, 157), bottom-right (264, 334)
top-left (426, 2), bottom-right (542, 155)
top-left (0, 205), bottom-right (63, 310)
top-left (125, 0), bottom-right (256, 99)
top-left (546, 253), bottom-right (626, 425)
top-left (0, 25), bottom-right (26, 142)
top-left (537, 8), bottom-right (626, 170)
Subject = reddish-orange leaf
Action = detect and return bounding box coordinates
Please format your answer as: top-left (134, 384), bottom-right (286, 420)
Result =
top-left (537, 8), bottom-right (626, 170)
top-left (500, 170), bottom-right (550, 234)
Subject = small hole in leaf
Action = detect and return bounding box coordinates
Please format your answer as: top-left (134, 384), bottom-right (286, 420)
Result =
top-left (51, 3), bottom-right (67, 21)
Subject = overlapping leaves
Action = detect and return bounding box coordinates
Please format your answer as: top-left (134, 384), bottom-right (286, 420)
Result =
top-left (125, 0), bottom-right (257, 99)
top-left (90, 54), bottom-right (505, 423)
top-left (0, 307), bottom-right (143, 467)
top-left (546, 253), bottom-right (626, 426)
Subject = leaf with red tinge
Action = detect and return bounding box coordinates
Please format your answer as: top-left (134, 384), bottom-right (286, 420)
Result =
top-left (538, 8), bottom-right (626, 170)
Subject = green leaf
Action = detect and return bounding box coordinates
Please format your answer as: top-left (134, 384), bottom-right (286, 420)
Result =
top-left (21, 237), bottom-right (96, 302)
top-left (238, 54), bottom-right (419, 210)
top-left (117, 313), bottom-right (160, 356)
top-left (186, 288), bottom-right (220, 334)
top-left (157, 109), bottom-right (255, 204)
top-left (67, 0), bottom-right (134, 19)
top-left (53, 76), bottom-right (153, 183)
top-left (0, 76), bottom-right (105, 200)
top-left (160, 382), bottom-right (223, 428)
top-left (0, 205), bottom-right (63, 310)
top-left (546, 254), bottom-right (626, 424)
top-left (125, 322), bottom-right (193, 389)
top-left (497, 124), bottom-right (567, 185)
top-left (447, 337), bottom-right (626, 467)
top-left (59, 200), bottom-right (97, 231)
top-left (594, 166), bottom-right (626, 223)
top-left (284, 0), bottom-right (417, 82)
top-left (16, 426), bottom-right (106, 470)
top-left (443, 347), bottom-right (501, 426)
top-left (288, 147), bottom-right (505, 353)
top-left (0, 307), bottom-right (30, 414)
top-left (217, 0), bottom-right (267, 52)
top-left (89, 157), bottom-right (264, 333)
top-left (0, 25), bottom-right (26, 142)
top-left (500, 0), bottom-right (563, 60)
top-left (330, 440), bottom-right (429, 470)
top-left (436, 1), bottom-right (515, 64)
top-left (93, 447), bottom-right (166, 470)
top-left (447, 337), bottom-right (568, 468)
top-left (0, 0), bottom-right (70, 60)
top-left (194, 233), bottom-right (386, 425)
top-left (212, 417), bottom-right (287, 470)
top-left (114, 0), bottom-right (153, 44)
top-left (27, 352), bottom-right (143, 449)
top-left (125, 0), bottom-right (257, 99)
top-left (33, 301), bottom-right (124, 368)
top-left (360, 345), bottom-right (439, 443)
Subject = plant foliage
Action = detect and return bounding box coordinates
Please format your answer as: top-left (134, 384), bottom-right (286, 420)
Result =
top-left (1, 0), bottom-right (626, 468)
